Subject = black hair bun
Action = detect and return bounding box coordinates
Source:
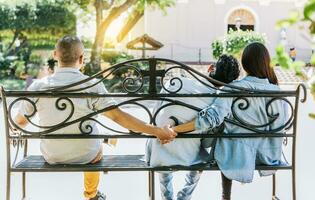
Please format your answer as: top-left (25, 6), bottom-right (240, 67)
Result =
top-left (210, 54), bottom-right (240, 84)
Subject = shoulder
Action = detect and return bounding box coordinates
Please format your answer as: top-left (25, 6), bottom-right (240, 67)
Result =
top-left (224, 77), bottom-right (280, 91)
top-left (27, 77), bottom-right (50, 91)
top-left (174, 77), bottom-right (215, 93)
top-left (88, 78), bottom-right (108, 93)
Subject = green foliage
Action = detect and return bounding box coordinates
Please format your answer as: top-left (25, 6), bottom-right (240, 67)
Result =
top-left (0, 1), bottom-right (76, 82)
top-left (276, 10), bottom-right (300, 29)
top-left (211, 30), bottom-right (266, 59)
top-left (211, 40), bottom-right (223, 59)
top-left (71, 0), bottom-right (175, 12)
top-left (101, 50), bottom-right (134, 65)
top-left (29, 53), bottom-right (43, 65)
top-left (0, 2), bottom-right (76, 50)
top-left (304, 0), bottom-right (315, 33)
top-left (135, 0), bottom-right (175, 13)
top-left (272, 45), bottom-right (305, 76)
top-left (275, 0), bottom-right (315, 79)
top-left (0, 56), bottom-right (11, 72)
top-left (13, 60), bottom-right (26, 77)
top-left (0, 78), bottom-right (25, 90)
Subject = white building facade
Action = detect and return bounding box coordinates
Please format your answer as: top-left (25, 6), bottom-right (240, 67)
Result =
top-left (124, 0), bottom-right (311, 63)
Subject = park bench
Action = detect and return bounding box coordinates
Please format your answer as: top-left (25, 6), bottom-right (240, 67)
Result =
top-left (0, 58), bottom-right (307, 200)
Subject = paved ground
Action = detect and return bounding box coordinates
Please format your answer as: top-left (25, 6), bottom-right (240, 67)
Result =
top-left (0, 84), bottom-right (314, 200)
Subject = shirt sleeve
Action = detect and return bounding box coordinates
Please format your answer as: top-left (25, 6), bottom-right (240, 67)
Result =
top-left (194, 80), bottom-right (244, 132)
top-left (92, 83), bottom-right (117, 111)
top-left (195, 97), bottom-right (233, 132)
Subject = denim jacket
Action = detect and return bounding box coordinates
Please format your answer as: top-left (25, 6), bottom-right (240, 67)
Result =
top-left (195, 76), bottom-right (288, 183)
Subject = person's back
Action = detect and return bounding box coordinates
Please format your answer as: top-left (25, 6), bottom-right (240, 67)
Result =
top-left (26, 69), bottom-right (114, 164)
top-left (146, 77), bottom-right (216, 167)
top-left (212, 76), bottom-right (287, 182)
top-left (15, 36), bottom-right (177, 200)
top-left (146, 55), bottom-right (241, 200)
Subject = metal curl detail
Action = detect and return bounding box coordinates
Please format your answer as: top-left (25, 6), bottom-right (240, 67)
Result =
top-left (79, 100), bottom-right (154, 135)
top-left (229, 97), bottom-right (294, 133)
top-left (8, 97), bottom-right (75, 134)
top-left (121, 76), bottom-right (144, 94)
top-left (152, 99), bottom-right (202, 126)
top-left (49, 64), bottom-right (144, 93)
top-left (297, 83), bottom-right (307, 103)
top-left (161, 66), bottom-right (218, 94)
top-left (79, 118), bottom-right (129, 135)
top-left (79, 119), bottom-right (94, 135)
top-left (161, 77), bottom-right (183, 94)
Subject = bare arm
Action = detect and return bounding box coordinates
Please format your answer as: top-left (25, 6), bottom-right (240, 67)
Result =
top-left (14, 113), bottom-right (29, 128)
top-left (172, 120), bottom-right (195, 133)
top-left (103, 108), bottom-right (177, 141)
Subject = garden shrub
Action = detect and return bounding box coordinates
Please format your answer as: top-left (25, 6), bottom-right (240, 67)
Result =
top-left (211, 30), bottom-right (266, 59)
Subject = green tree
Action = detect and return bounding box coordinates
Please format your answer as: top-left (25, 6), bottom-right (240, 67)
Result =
top-left (0, 2), bottom-right (76, 56)
top-left (72, 0), bottom-right (174, 73)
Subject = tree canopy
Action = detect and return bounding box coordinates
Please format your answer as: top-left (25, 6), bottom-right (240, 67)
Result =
top-left (69, 0), bottom-right (175, 73)
top-left (0, 1), bottom-right (76, 54)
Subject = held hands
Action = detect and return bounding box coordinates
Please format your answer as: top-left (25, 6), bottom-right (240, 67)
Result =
top-left (155, 125), bottom-right (177, 144)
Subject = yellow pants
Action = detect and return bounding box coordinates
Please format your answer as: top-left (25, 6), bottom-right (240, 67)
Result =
top-left (83, 149), bottom-right (104, 199)
top-left (83, 140), bottom-right (117, 199)
top-left (84, 171), bottom-right (100, 199)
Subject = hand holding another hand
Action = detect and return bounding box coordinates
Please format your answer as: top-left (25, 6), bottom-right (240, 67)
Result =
top-left (155, 125), bottom-right (177, 144)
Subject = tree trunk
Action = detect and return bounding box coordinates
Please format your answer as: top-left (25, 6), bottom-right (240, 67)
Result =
top-left (90, 0), bottom-right (104, 73)
top-left (89, 0), bottom-right (137, 74)
top-left (5, 29), bottom-right (20, 56)
top-left (117, 8), bottom-right (144, 43)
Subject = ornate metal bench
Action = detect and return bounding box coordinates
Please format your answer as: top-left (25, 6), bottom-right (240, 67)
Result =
top-left (0, 58), bottom-right (306, 200)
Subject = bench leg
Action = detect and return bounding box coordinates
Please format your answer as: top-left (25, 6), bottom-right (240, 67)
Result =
top-left (272, 174), bottom-right (281, 200)
top-left (22, 172), bottom-right (26, 200)
top-left (292, 169), bottom-right (296, 200)
top-left (22, 140), bottom-right (28, 200)
top-left (148, 171), bottom-right (155, 200)
top-left (6, 170), bottom-right (11, 200)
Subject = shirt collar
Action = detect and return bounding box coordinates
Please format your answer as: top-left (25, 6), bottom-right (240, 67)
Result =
top-left (54, 67), bottom-right (81, 73)
top-left (243, 76), bottom-right (270, 84)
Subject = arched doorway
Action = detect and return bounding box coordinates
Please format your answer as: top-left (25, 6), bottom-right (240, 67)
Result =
top-left (227, 8), bottom-right (256, 32)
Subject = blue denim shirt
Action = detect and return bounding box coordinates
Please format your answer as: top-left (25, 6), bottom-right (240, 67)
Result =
top-left (195, 76), bottom-right (288, 183)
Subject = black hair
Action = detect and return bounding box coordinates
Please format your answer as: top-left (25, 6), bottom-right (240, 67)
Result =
top-left (47, 58), bottom-right (57, 71)
top-left (210, 54), bottom-right (240, 84)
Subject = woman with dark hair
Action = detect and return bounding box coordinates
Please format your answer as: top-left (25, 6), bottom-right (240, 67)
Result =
top-left (172, 42), bottom-right (288, 200)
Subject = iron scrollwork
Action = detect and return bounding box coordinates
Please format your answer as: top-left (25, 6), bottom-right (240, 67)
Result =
top-left (227, 97), bottom-right (295, 134)
top-left (2, 58), bottom-right (305, 137)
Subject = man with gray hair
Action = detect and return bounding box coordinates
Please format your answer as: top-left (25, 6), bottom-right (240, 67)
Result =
top-left (15, 36), bottom-right (177, 200)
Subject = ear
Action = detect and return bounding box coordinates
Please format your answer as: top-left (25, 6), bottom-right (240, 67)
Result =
top-left (79, 54), bottom-right (84, 65)
top-left (53, 50), bottom-right (57, 59)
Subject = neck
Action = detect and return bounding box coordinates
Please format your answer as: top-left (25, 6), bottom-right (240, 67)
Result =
top-left (58, 63), bottom-right (79, 68)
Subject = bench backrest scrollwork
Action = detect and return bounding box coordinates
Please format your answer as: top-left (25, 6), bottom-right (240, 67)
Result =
top-left (0, 58), bottom-right (307, 141)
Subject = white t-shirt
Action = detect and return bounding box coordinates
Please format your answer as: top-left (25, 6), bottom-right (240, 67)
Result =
top-left (146, 77), bottom-right (216, 167)
top-left (18, 67), bottom-right (116, 164)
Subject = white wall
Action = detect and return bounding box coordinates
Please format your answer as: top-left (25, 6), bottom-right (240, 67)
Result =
top-left (123, 0), bottom-right (312, 62)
